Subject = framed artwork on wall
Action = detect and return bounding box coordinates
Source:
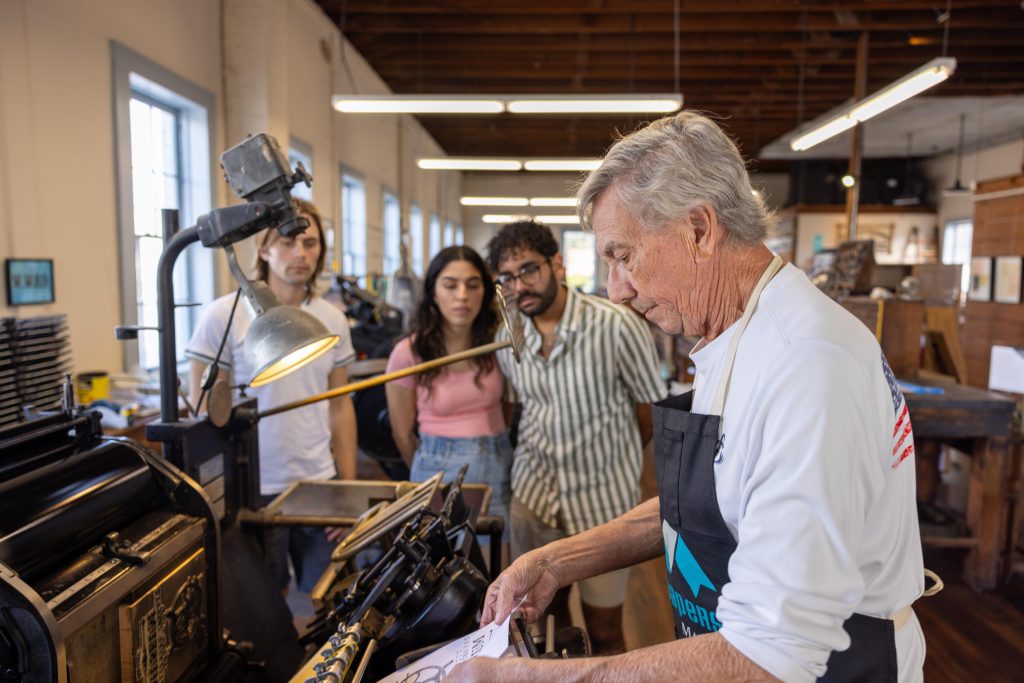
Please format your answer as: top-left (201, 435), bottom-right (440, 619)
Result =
top-left (858, 221), bottom-right (895, 256)
top-left (967, 256), bottom-right (992, 302)
top-left (5, 259), bottom-right (55, 306)
top-left (993, 256), bottom-right (1023, 304)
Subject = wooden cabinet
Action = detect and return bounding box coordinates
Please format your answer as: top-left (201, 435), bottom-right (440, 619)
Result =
top-left (964, 175), bottom-right (1024, 388)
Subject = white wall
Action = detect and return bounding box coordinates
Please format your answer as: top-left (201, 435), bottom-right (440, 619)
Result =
top-left (923, 137), bottom-right (1024, 230)
top-left (792, 210), bottom-right (939, 270)
top-left (0, 0), bottom-right (460, 376)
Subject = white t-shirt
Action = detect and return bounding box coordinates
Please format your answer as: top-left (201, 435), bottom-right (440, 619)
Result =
top-left (689, 264), bottom-right (925, 683)
top-left (186, 293), bottom-right (356, 495)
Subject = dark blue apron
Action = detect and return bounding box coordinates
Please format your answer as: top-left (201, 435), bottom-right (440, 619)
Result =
top-left (655, 255), bottom-right (899, 681)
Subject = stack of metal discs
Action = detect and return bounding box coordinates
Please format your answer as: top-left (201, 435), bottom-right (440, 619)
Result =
top-left (0, 315), bottom-right (72, 428)
top-left (0, 321), bottom-right (17, 428)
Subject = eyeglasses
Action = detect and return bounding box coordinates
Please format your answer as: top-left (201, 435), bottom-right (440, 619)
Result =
top-left (496, 259), bottom-right (549, 287)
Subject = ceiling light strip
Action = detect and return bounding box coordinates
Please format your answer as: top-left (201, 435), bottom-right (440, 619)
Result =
top-left (790, 57), bottom-right (956, 152)
top-left (506, 94), bottom-right (682, 114)
top-left (534, 215), bottom-right (580, 224)
top-left (481, 214), bottom-right (579, 225)
top-left (482, 214), bottom-right (529, 224)
top-left (460, 197), bottom-right (529, 206)
top-left (333, 93), bottom-right (683, 115)
top-left (529, 197), bottom-right (578, 207)
top-left (459, 197), bottom-right (578, 207)
top-left (419, 158), bottom-right (601, 172)
top-left (332, 95), bottom-right (503, 114)
top-left (523, 159), bottom-right (602, 172)
top-left (418, 158), bottom-right (523, 171)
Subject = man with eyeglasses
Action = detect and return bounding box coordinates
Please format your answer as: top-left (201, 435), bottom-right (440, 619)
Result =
top-left (486, 219), bottom-right (665, 654)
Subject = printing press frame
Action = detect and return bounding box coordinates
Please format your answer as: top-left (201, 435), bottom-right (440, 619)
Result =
top-left (0, 407), bottom-right (249, 683)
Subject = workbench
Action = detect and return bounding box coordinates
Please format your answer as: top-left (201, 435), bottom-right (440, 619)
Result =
top-left (903, 373), bottom-right (1018, 591)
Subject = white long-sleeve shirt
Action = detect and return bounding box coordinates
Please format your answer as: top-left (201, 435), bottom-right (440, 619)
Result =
top-left (689, 264), bottom-right (925, 682)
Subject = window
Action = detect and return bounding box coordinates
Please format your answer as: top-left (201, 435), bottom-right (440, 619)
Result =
top-left (113, 43), bottom-right (214, 372)
top-left (454, 225), bottom-right (464, 246)
top-left (288, 137), bottom-right (313, 201)
top-left (429, 214), bottom-right (441, 258)
top-left (942, 218), bottom-right (973, 300)
top-left (443, 220), bottom-right (454, 246)
top-left (409, 204), bottom-right (424, 275)
top-left (563, 230), bottom-right (597, 292)
top-left (382, 192), bottom-right (401, 275)
top-left (342, 172), bottom-right (367, 281)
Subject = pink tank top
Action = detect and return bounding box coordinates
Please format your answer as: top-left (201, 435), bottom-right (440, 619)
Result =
top-left (386, 337), bottom-right (506, 438)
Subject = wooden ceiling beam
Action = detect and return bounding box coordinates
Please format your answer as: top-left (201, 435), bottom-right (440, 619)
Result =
top-left (368, 52), bottom-right (1024, 68)
top-left (359, 32), bottom-right (1024, 54)
top-left (372, 77), bottom-right (1023, 93)
top-left (340, 9), bottom-right (1022, 35)
top-left (373, 66), bottom-right (1024, 82)
top-left (328, 0), bottom-right (1005, 16)
top-left (315, 1), bottom-right (1024, 163)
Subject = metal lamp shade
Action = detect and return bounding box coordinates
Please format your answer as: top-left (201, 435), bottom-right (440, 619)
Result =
top-left (244, 305), bottom-right (339, 387)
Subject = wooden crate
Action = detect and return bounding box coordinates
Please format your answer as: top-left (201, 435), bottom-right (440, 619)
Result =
top-left (841, 297), bottom-right (924, 376)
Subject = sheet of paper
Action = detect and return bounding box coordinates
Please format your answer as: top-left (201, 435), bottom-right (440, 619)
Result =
top-left (376, 613), bottom-right (513, 683)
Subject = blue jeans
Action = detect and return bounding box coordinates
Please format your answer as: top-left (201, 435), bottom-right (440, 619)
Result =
top-left (258, 494), bottom-right (335, 593)
top-left (410, 432), bottom-right (513, 543)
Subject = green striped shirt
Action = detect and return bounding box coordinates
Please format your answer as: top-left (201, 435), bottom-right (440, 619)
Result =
top-left (496, 286), bottom-right (666, 534)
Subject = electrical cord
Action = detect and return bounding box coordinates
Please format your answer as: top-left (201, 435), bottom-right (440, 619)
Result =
top-left (197, 288), bottom-right (242, 414)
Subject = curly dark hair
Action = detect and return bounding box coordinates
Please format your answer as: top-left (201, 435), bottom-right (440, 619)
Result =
top-left (411, 246), bottom-right (498, 392)
top-left (485, 219), bottom-right (560, 272)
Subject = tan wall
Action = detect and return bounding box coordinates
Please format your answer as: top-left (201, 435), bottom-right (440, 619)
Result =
top-left (792, 210), bottom-right (938, 270)
top-left (0, 0), bottom-right (460, 376)
top-left (0, 0), bottom-right (225, 373)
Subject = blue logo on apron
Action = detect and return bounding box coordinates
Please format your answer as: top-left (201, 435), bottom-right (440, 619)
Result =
top-left (663, 520), bottom-right (717, 598)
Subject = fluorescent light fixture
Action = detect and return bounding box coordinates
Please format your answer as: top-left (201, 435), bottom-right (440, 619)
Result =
top-left (790, 57), bottom-right (956, 152)
top-left (460, 197), bottom-right (529, 206)
top-left (529, 197), bottom-right (578, 207)
top-left (418, 158), bottom-right (523, 171)
top-left (333, 93), bottom-right (682, 115)
top-left (419, 159), bottom-right (600, 172)
top-left (790, 114), bottom-right (858, 152)
top-left (535, 215), bottom-right (580, 224)
top-left (523, 159), bottom-right (602, 172)
top-left (332, 95), bottom-right (504, 114)
top-left (482, 214), bottom-right (529, 224)
top-left (481, 213), bottom-right (579, 225)
top-left (507, 94), bottom-right (682, 114)
top-left (847, 58), bottom-right (956, 121)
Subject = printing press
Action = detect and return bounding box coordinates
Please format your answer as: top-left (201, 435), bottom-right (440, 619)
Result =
top-left (0, 398), bottom-right (508, 683)
top-left (0, 133), bottom-right (587, 682)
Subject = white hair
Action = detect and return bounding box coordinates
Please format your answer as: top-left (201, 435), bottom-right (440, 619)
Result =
top-left (577, 112), bottom-right (774, 243)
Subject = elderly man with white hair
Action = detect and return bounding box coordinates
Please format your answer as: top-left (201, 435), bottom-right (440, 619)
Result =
top-left (449, 111), bottom-right (932, 683)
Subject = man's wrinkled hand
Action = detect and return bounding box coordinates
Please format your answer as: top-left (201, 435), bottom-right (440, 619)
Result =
top-left (445, 657), bottom-right (500, 683)
top-left (480, 551), bottom-right (562, 626)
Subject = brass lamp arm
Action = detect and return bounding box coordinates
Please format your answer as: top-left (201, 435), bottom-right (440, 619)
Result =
top-left (257, 339), bottom-right (512, 419)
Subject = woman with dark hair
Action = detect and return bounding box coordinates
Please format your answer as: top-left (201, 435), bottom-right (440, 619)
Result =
top-left (385, 245), bottom-right (512, 554)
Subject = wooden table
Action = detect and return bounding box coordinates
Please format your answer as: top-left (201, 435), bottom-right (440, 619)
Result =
top-left (902, 373), bottom-right (1017, 591)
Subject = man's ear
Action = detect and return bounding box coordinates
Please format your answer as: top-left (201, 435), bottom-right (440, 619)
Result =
top-left (687, 204), bottom-right (725, 262)
top-left (550, 253), bottom-right (566, 280)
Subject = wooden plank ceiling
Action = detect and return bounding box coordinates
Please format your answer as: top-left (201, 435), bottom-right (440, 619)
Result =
top-left (314, 1), bottom-right (1024, 167)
